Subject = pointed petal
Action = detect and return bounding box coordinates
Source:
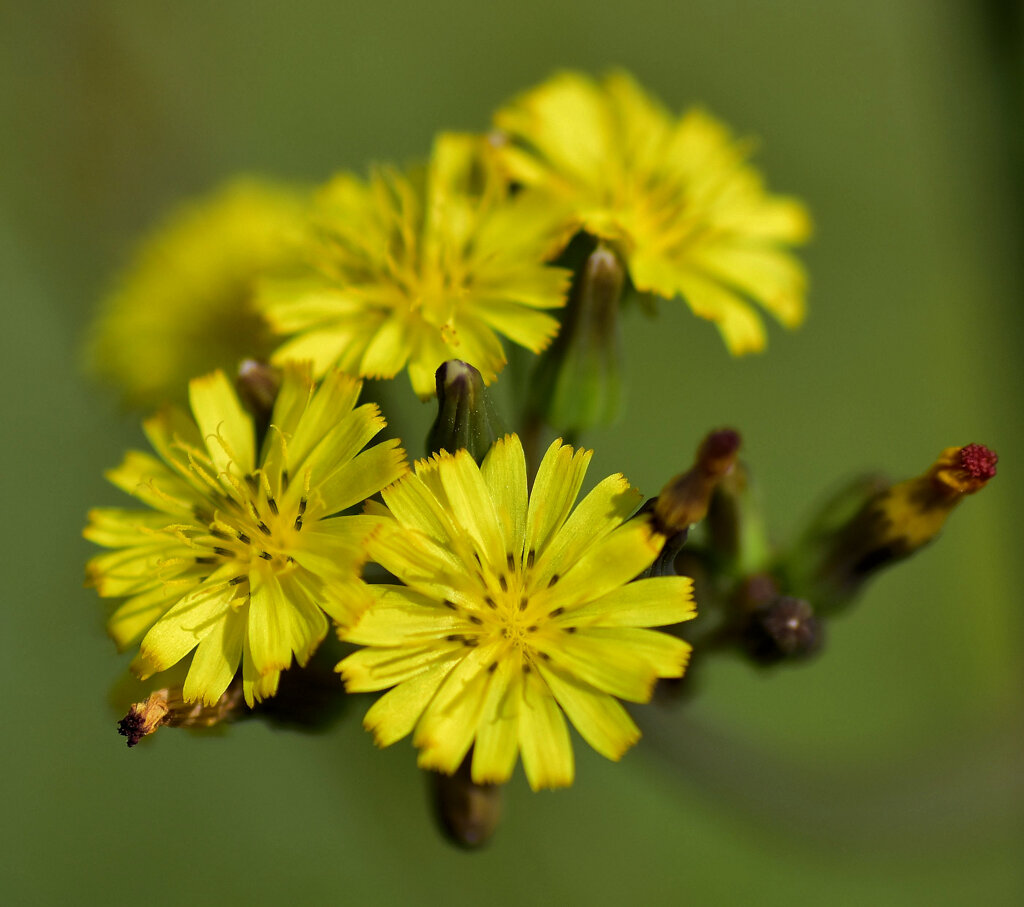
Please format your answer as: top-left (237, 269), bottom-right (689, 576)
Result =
top-left (480, 435), bottom-right (528, 559)
top-left (188, 370), bottom-right (255, 477)
top-left (518, 668), bottom-right (574, 790)
top-left (537, 662), bottom-right (640, 761)
top-left (362, 659), bottom-right (457, 747)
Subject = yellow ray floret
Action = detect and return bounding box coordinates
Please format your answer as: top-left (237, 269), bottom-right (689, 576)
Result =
top-left (87, 179), bottom-right (307, 407)
top-left (84, 364), bottom-right (408, 706)
top-left (493, 70), bottom-right (812, 354)
top-left (258, 133), bottom-right (572, 398)
top-left (338, 435), bottom-right (695, 790)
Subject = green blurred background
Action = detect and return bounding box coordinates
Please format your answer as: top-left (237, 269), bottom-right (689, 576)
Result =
top-left (2, 1), bottom-right (1021, 903)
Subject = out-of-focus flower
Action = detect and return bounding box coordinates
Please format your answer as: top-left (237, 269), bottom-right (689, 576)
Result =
top-left (87, 179), bottom-right (306, 407)
top-left (338, 435), bottom-right (694, 790)
top-left (258, 133), bottom-right (571, 398)
top-left (85, 365), bottom-right (407, 706)
top-left (493, 71), bottom-right (811, 354)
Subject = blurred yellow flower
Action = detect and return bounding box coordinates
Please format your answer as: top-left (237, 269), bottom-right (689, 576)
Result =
top-left (258, 134), bottom-right (571, 398)
top-left (85, 365), bottom-right (407, 706)
top-left (87, 179), bottom-right (306, 407)
top-left (338, 435), bottom-right (694, 790)
top-left (494, 71), bottom-right (812, 354)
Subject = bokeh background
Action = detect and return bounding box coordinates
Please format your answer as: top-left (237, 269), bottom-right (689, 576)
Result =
top-left (3, 1), bottom-right (1022, 903)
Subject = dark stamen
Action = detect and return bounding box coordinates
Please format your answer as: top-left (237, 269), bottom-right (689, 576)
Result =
top-left (245, 474), bottom-right (259, 494)
top-left (281, 469), bottom-right (290, 488)
top-left (549, 607), bottom-right (564, 618)
top-left (526, 549), bottom-right (536, 568)
top-left (213, 547), bottom-right (233, 558)
top-left (229, 575), bottom-right (247, 586)
top-left (484, 596), bottom-right (497, 609)
top-left (237, 532), bottom-right (251, 545)
top-left (298, 497), bottom-right (307, 515)
top-left (210, 528), bottom-right (231, 541)
top-left (293, 517), bottom-right (303, 532)
top-left (267, 496), bottom-right (279, 515)
top-left (548, 573), bottom-right (560, 587)
top-left (259, 550), bottom-right (272, 561)
top-left (487, 662), bottom-right (498, 674)
top-left (499, 575), bottom-right (508, 592)
top-left (443, 600), bottom-right (458, 610)
top-left (468, 615), bottom-right (483, 625)
top-left (519, 596), bottom-right (528, 611)
top-left (195, 556), bottom-right (216, 565)
top-left (507, 553), bottom-right (515, 571)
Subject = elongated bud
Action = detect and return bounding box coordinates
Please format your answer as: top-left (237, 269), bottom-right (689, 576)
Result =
top-left (654, 429), bottom-right (741, 535)
top-left (644, 429), bottom-right (741, 576)
top-left (529, 239), bottom-right (624, 433)
top-left (705, 459), bottom-right (772, 577)
top-left (117, 682), bottom-right (244, 747)
top-left (236, 359), bottom-right (281, 442)
top-left (427, 360), bottom-right (506, 464)
top-left (432, 752), bottom-right (502, 850)
top-left (783, 444), bottom-right (998, 614)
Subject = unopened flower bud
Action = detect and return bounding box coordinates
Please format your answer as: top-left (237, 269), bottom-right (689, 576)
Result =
top-left (643, 429), bottom-right (742, 577)
top-left (705, 458), bottom-right (771, 577)
top-left (654, 429), bottom-right (741, 535)
top-left (529, 240), bottom-right (625, 433)
top-left (432, 753), bottom-right (502, 850)
top-left (741, 596), bottom-right (822, 665)
top-left (426, 360), bottom-right (506, 464)
top-left (235, 359), bottom-right (281, 440)
top-left (783, 444), bottom-right (998, 614)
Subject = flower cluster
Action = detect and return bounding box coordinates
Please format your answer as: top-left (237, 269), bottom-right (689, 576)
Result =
top-left (83, 69), bottom-right (991, 843)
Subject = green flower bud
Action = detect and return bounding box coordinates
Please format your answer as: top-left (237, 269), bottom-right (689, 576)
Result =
top-left (426, 360), bottom-right (506, 464)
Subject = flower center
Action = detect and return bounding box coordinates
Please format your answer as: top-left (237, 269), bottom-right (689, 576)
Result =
top-left (192, 471), bottom-right (306, 583)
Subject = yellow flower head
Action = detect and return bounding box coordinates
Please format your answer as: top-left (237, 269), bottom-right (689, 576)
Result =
top-left (87, 179), bottom-right (306, 407)
top-left (85, 365), bottom-right (407, 706)
top-left (338, 435), bottom-right (695, 790)
top-left (494, 71), bottom-right (812, 354)
top-left (258, 133), bottom-right (572, 398)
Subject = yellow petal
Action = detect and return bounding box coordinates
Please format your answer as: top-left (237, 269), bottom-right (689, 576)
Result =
top-left (537, 662), bottom-right (640, 761)
top-left (188, 370), bottom-right (255, 478)
top-left (557, 575), bottom-right (695, 628)
top-left (518, 667), bottom-right (574, 790)
top-left (133, 568), bottom-right (238, 677)
top-left (436, 449), bottom-right (505, 566)
top-left (532, 520), bottom-right (662, 614)
top-left (183, 605), bottom-right (245, 705)
top-left (107, 582), bottom-right (185, 649)
top-left (315, 439), bottom-right (407, 516)
top-left (480, 435), bottom-right (528, 559)
top-left (414, 644), bottom-right (497, 774)
top-left (531, 472), bottom-right (641, 587)
top-left (471, 659), bottom-right (522, 785)
top-left (362, 659), bottom-right (456, 746)
top-left (247, 569), bottom-right (292, 675)
top-left (339, 641), bottom-right (464, 693)
top-left (525, 440), bottom-right (592, 556)
top-left (344, 585), bottom-right (463, 646)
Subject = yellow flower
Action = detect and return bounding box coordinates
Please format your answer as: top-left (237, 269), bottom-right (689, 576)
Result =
top-left (258, 133), bottom-right (571, 399)
top-left (87, 179), bottom-right (306, 407)
top-left (493, 71), bottom-right (812, 354)
top-left (338, 435), bottom-right (694, 790)
top-left (84, 365), bottom-right (407, 706)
